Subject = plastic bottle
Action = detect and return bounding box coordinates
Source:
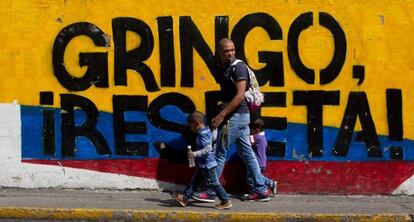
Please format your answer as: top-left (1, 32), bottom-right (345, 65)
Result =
top-left (187, 145), bottom-right (195, 168)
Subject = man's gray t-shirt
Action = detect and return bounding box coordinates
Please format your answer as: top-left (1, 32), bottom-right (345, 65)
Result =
top-left (219, 62), bottom-right (249, 114)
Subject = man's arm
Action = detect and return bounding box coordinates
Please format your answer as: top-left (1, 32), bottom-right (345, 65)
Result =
top-left (211, 80), bottom-right (246, 129)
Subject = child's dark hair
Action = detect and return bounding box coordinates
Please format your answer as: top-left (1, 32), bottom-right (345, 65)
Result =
top-left (187, 111), bottom-right (205, 123)
top-left (250, 118), bottom-right (265, 131)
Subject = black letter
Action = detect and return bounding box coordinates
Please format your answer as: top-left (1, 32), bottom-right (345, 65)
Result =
top-left (215, 16), bottom-right (229, 53)
top-left (42, 109), bottom-right (56, 156)
top-left (261, 92), bottom-right (288, 130)
top-left (288, 12), bottom-right (347, 85)
top-left (157, 16), bottom-right (176, 87)
top-left (386, 88), bottom-right (404, 162)
top-left (40, 91), bottom-right (56, 155)
top-left (52, 22), bottom-right (108, 91)
top-left (293, 90), bottom-right (340, 156)
top-left (148, 93), bottom-right (195, 133)
top-left (319, 12), bottom-right (347, 85)
top-left (113, 95), bottom-right (149, 156)
top-left (231, 13), bottom-right (284, 86)
top-left (179, 16), bottom-right (227, 86)
top-left (60, 94), bottom-right (111, 157)
top-left (261, 92), bottom-right (288, 157)
top-left (40, 92), bottom-right (55, 155)
top-left (112, 17), bottom-right (159, 92)
top-left (386, 89), bottom-right (403, 141)
top-left (333, 92), bottom-right (381, 157)
top-left (288, 12), bottom-right (314, 84)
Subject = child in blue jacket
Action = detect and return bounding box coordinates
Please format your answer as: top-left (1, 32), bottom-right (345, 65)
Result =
top-left (174, 111), bottom-right (232, 210)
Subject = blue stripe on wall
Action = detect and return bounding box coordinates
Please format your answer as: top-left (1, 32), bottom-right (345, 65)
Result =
top-left (21, 105), bottom-right (414, 161)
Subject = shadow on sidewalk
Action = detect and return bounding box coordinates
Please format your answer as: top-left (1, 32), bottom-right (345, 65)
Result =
top-left (145, 197), bottom-right (216, 209)
top-left (144, 197), bottom-right (178, 207)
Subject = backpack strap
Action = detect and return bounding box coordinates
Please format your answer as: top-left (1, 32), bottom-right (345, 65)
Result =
top-left (228, 59), bottom-right (250, 86)
top-left (230, 59), bottom-right (243, 66)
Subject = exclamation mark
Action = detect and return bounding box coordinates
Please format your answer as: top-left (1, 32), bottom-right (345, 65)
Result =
top-left (40, 91), bottom-right (55, 156)
top-left (386, 89), bottom-right (403, 160)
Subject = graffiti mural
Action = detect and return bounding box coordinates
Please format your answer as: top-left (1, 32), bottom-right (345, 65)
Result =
top-left (1, 0), bottom-right (414, 194)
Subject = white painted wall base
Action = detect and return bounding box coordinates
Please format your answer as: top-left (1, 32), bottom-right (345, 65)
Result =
top-left (393, 176), bottom-right (414, 195)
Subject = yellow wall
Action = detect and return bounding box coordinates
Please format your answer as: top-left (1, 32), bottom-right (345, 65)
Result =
top-left (1, 0), bottom-right (414, 138)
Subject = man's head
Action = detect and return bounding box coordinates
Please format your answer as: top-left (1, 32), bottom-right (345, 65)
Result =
top-left (187, 111), bottom-right (205, 133)
top-left (218, 38), bottom-right (236, 65)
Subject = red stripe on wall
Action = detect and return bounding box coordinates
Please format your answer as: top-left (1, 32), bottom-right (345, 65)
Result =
top-left (23, 159), bottom-right (414, 194)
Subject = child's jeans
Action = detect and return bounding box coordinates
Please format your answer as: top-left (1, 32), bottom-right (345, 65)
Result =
top-left (184, 166), bottom-right (228, 202)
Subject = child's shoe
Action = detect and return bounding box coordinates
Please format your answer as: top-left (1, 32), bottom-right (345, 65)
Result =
top-left (192, 192), bottom-right (216, 203)
top-left (215, 200), bottom-right (232, 210)
top-left (174, 193), bottom-right (188, 207)
top-left (270, 180), bottom-right (277, 197)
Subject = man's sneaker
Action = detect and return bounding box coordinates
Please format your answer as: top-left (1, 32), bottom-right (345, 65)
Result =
top-left (192, 192), bottom-right (215, 203)
top-left (215, 200), bottom-right (232, 210)
top-left (174, 193), bottom-right (188, 207)
top-left (270, 180), bottom-right (277, 197)
top-left (240, 191), bottom-right (270, 202)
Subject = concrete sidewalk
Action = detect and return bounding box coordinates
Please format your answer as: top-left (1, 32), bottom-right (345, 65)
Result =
top-left (0, 188), bottom-right (412, 221)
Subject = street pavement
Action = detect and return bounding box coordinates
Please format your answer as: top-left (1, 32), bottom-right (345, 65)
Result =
top-left (0, 188), bottom-right (413, 221)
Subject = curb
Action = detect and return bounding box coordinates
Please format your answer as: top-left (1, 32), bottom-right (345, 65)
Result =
top-left (0, 208), bottom-right (412, 221)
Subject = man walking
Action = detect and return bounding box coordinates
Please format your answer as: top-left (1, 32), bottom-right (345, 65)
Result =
top-left (196, 38), bottom-right (270, 201)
